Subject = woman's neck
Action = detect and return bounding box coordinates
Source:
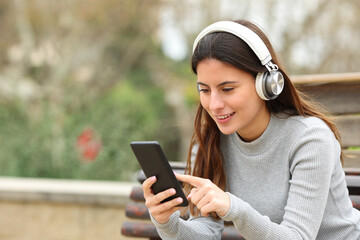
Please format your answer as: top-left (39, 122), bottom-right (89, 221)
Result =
top-left (237, 109), bottom-right (271, 142)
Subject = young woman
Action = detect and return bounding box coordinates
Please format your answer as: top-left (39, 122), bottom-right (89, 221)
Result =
top-left (142, 20), bottom-right (360, 239)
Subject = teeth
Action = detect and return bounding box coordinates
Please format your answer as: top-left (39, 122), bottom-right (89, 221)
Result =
top-left (217, 113), bottom-right (233, 120)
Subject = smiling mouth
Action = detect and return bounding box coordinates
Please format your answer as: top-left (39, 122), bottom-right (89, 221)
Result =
top-left (216, 112), bottom-right (235, 120)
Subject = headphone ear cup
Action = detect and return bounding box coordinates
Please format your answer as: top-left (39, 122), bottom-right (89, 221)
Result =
top-left (255, 71), bottom-right (284, 101)
top-left (255, 72), bottom-right (269, 101)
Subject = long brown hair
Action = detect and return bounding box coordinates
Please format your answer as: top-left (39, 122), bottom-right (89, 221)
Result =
top-left (184, 19), bottom-right (342, 219)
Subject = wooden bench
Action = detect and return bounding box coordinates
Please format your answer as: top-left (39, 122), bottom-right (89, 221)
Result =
top-left (121, 72), bottom-right (360, 239)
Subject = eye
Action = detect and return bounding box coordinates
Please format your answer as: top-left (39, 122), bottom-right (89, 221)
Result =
top-left (223, 87), bottom-right (234, 92)
top-left (198, 88), bottom-right (210, 93)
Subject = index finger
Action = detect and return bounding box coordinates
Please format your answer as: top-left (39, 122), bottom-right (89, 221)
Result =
top-left (175, 173), bottom-right (207, 188)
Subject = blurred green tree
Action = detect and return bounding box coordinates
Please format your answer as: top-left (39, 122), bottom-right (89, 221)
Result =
top-left (0, 0), bottom-right (184, 181)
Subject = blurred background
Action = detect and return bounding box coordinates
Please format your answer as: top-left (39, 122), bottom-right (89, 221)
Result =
top-left (0, 0), bottom-right (359, 182)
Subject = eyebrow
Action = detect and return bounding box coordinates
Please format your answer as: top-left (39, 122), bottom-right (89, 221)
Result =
top-left (197, 81), bottom-right (238, 87)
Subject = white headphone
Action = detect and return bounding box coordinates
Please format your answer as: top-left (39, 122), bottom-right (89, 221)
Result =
top-left (192, 21), bottom-right (284, 101)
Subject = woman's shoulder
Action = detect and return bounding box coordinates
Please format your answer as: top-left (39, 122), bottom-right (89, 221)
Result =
top-left (279, 114), bottom-right (330, 132)
top-left (274, 114), bottom-right (338, 147)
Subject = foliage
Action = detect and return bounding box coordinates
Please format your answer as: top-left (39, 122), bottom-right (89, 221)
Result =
top-left (0, 74), bottom-right (179, 181)
top-left (0, 0), bottom-right (185, 181)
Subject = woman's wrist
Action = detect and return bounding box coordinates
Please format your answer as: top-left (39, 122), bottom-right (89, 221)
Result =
top-left (216, 192), bottom-right (231, 217)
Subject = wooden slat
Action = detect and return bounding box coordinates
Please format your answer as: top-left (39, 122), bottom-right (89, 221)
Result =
top-left (124, 197), bottom-right (360, 222)
top-left (292, 72), bottom-right (360, 85)
top-left (292, 73), bottom-right (360, 114)
top-left (136, 150), bottom-right (360, 179)
top-left (334, 115), bottom-right (360, 148)
top-left (344, 167), bottom-right (360, 176)
top-left (121, 222), bottom-right (161, 239)
top-left (125, 202), bottom-right (190, 221)
top-left (121, 222), bottom-right (245, 240)
top-left (295, 82), bottom-right (360, 114)
top-left (125, 202), bottom-right (150, 220)
top-left (130, 186), bottom-right (145, 202)
top-left (346, 175), bottom-right (360, 195)
top-left (343, 150), bottom-right (360, 168)
top-left (136, 152), bottom-right (360, 180)
top-left (222, 227), bottom-right (245, 240)
top-left (350, 196), bottom-right (360, 210)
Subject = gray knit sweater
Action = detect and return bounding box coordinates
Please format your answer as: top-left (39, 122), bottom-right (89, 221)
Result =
top-left (152, 114), bottom-right (360, 239)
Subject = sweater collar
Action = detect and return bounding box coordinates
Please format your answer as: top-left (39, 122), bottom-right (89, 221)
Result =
top-left (230, 113), bottom-right (283, 155)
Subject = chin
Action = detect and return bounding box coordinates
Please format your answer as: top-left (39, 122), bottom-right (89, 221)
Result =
top-left (218, 127), bottom-right (236, 135)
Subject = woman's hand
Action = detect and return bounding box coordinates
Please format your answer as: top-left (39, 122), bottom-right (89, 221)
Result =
top-left (176, 173), bottom-right (230, 217)
top-left (142, 176), bottom-right (184, 224)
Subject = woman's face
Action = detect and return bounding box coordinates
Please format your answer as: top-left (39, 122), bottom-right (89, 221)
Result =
top-left (197, 58), bottom-right (270, 142)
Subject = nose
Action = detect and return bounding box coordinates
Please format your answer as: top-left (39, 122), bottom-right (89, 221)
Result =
top-left (208, 92), bottom-right (225, 111)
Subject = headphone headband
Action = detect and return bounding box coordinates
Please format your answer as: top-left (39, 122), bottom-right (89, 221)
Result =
top-left (192, 21), bottom-right (272, 66)
top-left (193, 21), bottom-right (284, 101)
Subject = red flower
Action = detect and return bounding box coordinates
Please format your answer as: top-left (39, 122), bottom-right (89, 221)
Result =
top-left (77, 128), bottom-right (94, 147)
top-left (76, 127), bottom-right (102, 162)
top-left (82, 141), bottom-right (102, 161)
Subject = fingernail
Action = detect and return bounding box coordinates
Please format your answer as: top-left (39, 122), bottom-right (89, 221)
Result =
top-left (169, 188), bottom-right (176, 194)
top-left (150, 176), bottom-right (156, 181)
top-left (177, 197), bottom-right (183, 203)
top-left (187, 193), bottom-right (192, 199)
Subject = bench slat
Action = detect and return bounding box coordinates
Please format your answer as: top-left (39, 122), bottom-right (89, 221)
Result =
top-left (137, 163), bottom-right (360, 183)
top-left (130, 186), bottom-right (145, 202)
top-left (122, 222), bottom-right (161, 239)
top-left (350, 196), bottom-right (360, 210)
top-left (222, 226), bottom-right (245, 240)
top-left (125, 197), bottom-right (360, 222)
top-left (294, 81), bottom-right (360, 114)
top-left (346, 175), bottom-right (360, 195)
top-left (126, 194), bottom-right (236, 225)
top-left (343, 151), bottom-right (360, 168)
top-left (343, 167), bottom-right (360, 176)
top-left (136, 151), bottom-right (360, 184)
top-left (334, 115), bottom-right (360, 148)
top-left (291, 73), bottom-right (360, 85)
top-left (122, 222), bottom-right (245, 240)
top-left (125, 202), bottom-right (150, 220)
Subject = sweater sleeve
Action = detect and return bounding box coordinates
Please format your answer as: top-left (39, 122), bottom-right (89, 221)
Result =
top-left (151, 211), bottom-right (224, 240)
top-left (221, 125), bottom-right (338, 240)
top-left (150, 144), bottom-right (225, 239)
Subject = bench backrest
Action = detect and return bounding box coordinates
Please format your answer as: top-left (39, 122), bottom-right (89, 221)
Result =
top-left (292, 73), bottom-right (360, 168)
